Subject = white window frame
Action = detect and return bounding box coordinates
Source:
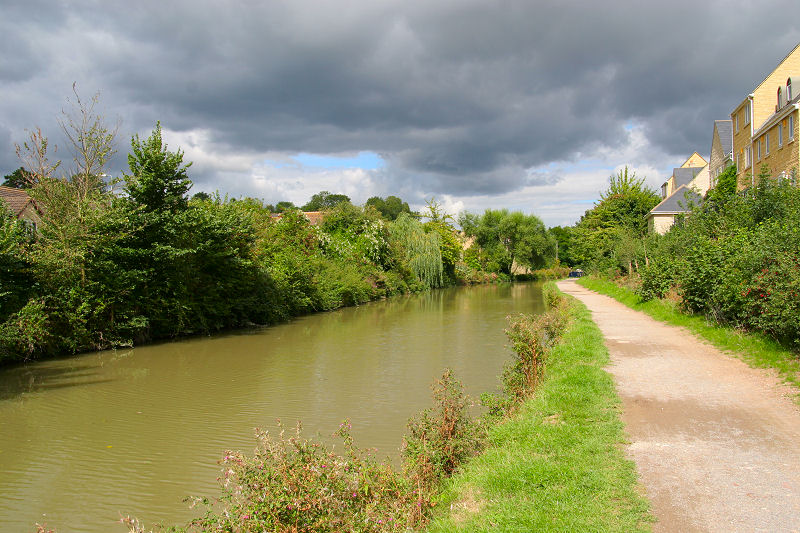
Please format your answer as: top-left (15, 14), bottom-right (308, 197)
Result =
top-left (779, 123), bottom-right (783, 147)
top-left (735, 113), bottom-right (740, 132)
top-left (766, 132), bottom-right (770, 155)
top-left (756, 139), bottom-right (761, 160)
top-left (790, 114), bottom-right (796, 140)
top-left (745, 146), bottom-right (751, 168)
top-left (745, 102), bottom-right (751, 124)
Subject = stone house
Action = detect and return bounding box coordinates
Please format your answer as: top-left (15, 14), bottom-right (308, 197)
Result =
top-left (731, 43), bottom-right (800, 188)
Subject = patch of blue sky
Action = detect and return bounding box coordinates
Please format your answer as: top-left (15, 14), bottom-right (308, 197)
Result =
top-left (292, 151), bottom-right (385, 169)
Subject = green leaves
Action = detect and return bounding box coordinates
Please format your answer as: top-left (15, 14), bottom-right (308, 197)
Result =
top-left (125, 122), bottom-right (192, 213)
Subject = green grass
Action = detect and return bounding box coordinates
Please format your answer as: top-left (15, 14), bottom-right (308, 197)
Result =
top-left (578, 277), bottom-right (800, 399)
top-left (426, 295), bottom-right (652, 532)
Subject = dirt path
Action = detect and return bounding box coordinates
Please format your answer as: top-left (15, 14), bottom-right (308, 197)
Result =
top-left (557, 280), bottom-right (800, 533)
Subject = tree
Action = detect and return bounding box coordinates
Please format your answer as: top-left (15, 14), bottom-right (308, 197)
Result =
top-left (275, 201), bottom-right (296, 213)
top-left (58, 83), bottom-right (119, 201)
top-left (461, 209), bottom-right (555, 274)
top-left (2, 168), bottom-right (30, 189)
top-left (301, 191), bottom-right (350, 211)
top-left (125, 122), bottom-right (192, 213)
top-left (571, 167), bottom-right (660, 271)
top-left (365, 195), bottom-right (412, 221)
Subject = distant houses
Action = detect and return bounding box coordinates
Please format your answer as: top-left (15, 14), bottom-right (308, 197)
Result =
top-left (648, 42), bottom-right (799, 235)
top-left (647, 154), bottom-right (709, 234)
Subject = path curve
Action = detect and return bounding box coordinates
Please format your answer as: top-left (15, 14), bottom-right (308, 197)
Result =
top-left (557, 280), bottom-right (800, 533)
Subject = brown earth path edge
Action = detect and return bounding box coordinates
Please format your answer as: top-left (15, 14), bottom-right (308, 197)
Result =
top-left (557, 279), bottom-right (800, 533)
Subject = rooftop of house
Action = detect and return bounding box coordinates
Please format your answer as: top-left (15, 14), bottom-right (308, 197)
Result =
top-left (672, 166), bottom-right (704, 188)
top-left (0, 186), bottom-right (34, 217)
top-left (649, 185), bottom-right (703, 215)
top-left (269, 210), bottom-right (326, 225)
top-left (715, 120), bottom-right (733, 157)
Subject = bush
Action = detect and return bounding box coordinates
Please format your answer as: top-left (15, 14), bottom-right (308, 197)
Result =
top-left (484, 285), bottom-right (570, 416)
top-left (0, 299), bottom-right (54, 361)
top-left (402, 370), bottom-right (485, 499)
top-left (188, 421), bottom-right (416, 533)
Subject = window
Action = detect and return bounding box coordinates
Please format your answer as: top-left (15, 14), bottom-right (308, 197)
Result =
top-left (756, 139), bottom-right (761, 160)
top-left (778, 87), bottom-right (783, 109)
top-left (779, 123), bottom-right (783, 147)
top-left (745, 146), bottom-right (752, 167)
top-left (791, 114), bottom-right (796, 140)
top-left (789, 78), bottom-right (794, 102)
top-left (766, 132), bottom-right (770, 154)
top-left (735, 113), bottom-right (740, 132)
top-left (745, 102), bottom-right (751, 124)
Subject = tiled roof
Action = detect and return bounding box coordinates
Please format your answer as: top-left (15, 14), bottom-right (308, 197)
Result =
top-left (0, 186), bottom-right (33, 217)
top-left (649, 185), bottom-right (702, 214)
top-left (672, 167), bottom-right (703, 188)
top-left (715, 120), bottom-right (733, 157)
top-left (303, 211), bottom-right (325, 225)
top-left (270, 211), bottom-right (326, 225)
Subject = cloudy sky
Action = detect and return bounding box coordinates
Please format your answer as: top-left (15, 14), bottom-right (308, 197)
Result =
top-left (2, 1), bottom-right (799, 226)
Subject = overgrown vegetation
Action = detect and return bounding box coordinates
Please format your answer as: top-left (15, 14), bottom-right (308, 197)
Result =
top-left (636, 166), bottom-right (800, 348)
top-left (556, 161), bottom-right (800, 352)
top-left (1, 91), bottom-right (566, 364)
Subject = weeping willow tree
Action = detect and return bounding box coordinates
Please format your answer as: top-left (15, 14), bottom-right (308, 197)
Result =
top-left (390, 213), bottom-right (444, 289)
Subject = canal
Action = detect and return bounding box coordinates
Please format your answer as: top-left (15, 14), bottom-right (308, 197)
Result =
top-left (0, 282), bottom-right (544, 532)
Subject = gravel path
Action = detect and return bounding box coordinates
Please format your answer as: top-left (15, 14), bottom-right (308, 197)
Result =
top-left (557, 280), bottom-right (800, 533)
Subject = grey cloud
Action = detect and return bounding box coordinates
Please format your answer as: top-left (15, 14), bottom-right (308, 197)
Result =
top-left (1, 0), bottom-right (799, 197)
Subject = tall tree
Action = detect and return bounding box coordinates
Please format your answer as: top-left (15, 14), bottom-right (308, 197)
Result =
top-left (461, 209), bottom-right (555, 274)
top-left (302, 191), bottom-right (350, 211)
top-left (571, 167), bottom-right (660, 270)
top-left (2, 168), bottom-right (30, 189)
top-left (366, 195), bottom-right (412, 221)
top-left (125, 122), bottom-right (192, 213)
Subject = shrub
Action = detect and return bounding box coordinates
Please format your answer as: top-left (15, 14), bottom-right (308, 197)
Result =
top-left (402, 370), bottom-right (485, 503)
top-left (0, 299), bottom-right (54, 361)
top-left (188, 421), bottom-right (416, 533)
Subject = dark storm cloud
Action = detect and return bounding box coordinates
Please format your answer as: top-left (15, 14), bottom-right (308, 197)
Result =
top-left (1, 0), bottom-right (799, 194)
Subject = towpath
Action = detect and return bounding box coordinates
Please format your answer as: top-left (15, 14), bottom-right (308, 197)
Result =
top-left (557, 279), bottom-right (800, 533)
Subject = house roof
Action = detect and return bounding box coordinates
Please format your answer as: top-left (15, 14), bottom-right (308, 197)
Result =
top-left (303, 211), bottom-right (325, 225)
top-left (270, 210), bottom-right (326, 225)
top-left (714, 120), bottom-right (733, 157)
top-left (0, 186), bottom-right (34, 217)
top-left (649, 185), bottom-right (702, 215)
top-left (672, 167), bottom-right (704, 188)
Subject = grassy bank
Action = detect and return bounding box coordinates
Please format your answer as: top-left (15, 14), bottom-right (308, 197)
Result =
top-left (578, 277), bottom-right (800, 399)
top-left (426, 288), bottom-right (652, 532)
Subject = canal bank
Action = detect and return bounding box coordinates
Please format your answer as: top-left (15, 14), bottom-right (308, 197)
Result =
top-left (427, 282), bottom-right (653, 532)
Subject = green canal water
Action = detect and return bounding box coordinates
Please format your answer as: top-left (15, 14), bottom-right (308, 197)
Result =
top-left (0, 283), bottom-right (544, 532)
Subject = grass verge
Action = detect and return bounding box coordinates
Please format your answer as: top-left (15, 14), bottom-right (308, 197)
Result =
top-left (425, 289), bottom-right (652, 532)
top-left (578, 277), bottom-right (800, 399)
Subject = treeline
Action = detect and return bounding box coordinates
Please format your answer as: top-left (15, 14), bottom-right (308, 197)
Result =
top-left (0, 96), bottom-right (560, 363)
top-left (554, 163), bottom-right (800, 349)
